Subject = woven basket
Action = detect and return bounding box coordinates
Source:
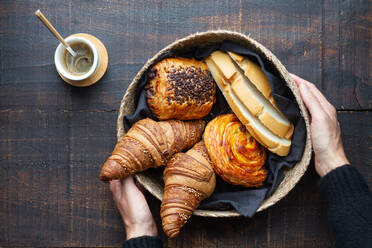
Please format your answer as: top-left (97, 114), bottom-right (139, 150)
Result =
top-left (117, 30), bottom-right (312, 217)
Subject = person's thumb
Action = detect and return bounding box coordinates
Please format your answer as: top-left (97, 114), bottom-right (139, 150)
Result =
top-left (298, 83), bottom-right (324, 119)
top-left (109, 180), bottom-right (122, 199)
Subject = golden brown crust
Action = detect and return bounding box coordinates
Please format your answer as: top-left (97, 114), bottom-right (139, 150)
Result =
top-left (145, 58), bottom-right (216, 120)
top-left (99, 118), bottom-right (205, 182)
top-left (203, 114), bottom-right (267, 187)
top-left (205, 56), bottom-right (291, 156)
top-left (228, 51), bottom-right (272, 100)
top-left (161, 141), bottom-right (216, 238)
top-left (206, 51), bottom-right (293, 139)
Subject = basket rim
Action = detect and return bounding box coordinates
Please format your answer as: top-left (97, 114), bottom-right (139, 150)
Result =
top-left (116, 30), bottom-right (312, 217)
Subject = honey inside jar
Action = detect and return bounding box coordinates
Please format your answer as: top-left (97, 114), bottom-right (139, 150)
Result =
top-left (63, 42), bottom-right (94, 75)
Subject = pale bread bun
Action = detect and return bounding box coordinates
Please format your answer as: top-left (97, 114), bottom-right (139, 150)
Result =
top-left (228, 52), bottom-right (272, 101)
top-left (205, 56), bottom-right (291, 156)
top-left (208, 51), bottom-right (293, 139)
top-left (228, 52), bottom-right (294, 139)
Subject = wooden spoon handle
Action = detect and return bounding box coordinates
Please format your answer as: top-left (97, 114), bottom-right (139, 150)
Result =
top-left (35, 9), bottom-right (69, 48)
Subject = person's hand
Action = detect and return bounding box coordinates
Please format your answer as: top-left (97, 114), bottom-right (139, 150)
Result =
top-left (291, 73), bottom-right (349, 177)
top-left (110, 176), bottom-right (158, 240)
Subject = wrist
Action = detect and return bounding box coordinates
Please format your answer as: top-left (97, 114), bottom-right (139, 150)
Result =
top-left (125, 221), bottom-right (158, 240)
top-left (316, 150), bottom-right (349, 177)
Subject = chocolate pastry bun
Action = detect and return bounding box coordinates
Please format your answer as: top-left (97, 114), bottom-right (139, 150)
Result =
top-left (145, 58), bottom-right (216, 120)
top-left (203, 114), bottom-right (267, 187)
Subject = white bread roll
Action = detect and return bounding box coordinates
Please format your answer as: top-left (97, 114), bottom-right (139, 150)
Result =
top-left (205, 52), bottom-right (292, 156)
top-left (208, 51), bottom-right (293, 139)
top-left (227, 52), bottom-right (273, 102)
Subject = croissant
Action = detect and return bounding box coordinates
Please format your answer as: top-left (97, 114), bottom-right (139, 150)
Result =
top-left (161, 141), bottom-right (216, 238)
top-left (99, 118), bottom-right (205, 182)
top-left (203, 114), bottom-right (267, 187)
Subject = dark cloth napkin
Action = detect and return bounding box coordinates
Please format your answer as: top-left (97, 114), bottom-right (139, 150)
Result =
top-left (124, 41), bottom-right (306, 217)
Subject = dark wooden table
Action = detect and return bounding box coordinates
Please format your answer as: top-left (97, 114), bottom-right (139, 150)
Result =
top-left (1, 0), bottom-right (371, 247)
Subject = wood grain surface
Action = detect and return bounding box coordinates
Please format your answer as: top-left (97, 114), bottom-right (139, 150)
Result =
top-left (0, 0), bottom-right (371, 247)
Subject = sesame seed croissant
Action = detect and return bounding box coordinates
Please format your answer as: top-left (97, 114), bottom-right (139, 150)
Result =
top-left (161, 141), bottom-right (216, 238)
top-left (99, 118), bottom-right (205, 182)
top-left (145, 58), bottom-right (216, 120)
